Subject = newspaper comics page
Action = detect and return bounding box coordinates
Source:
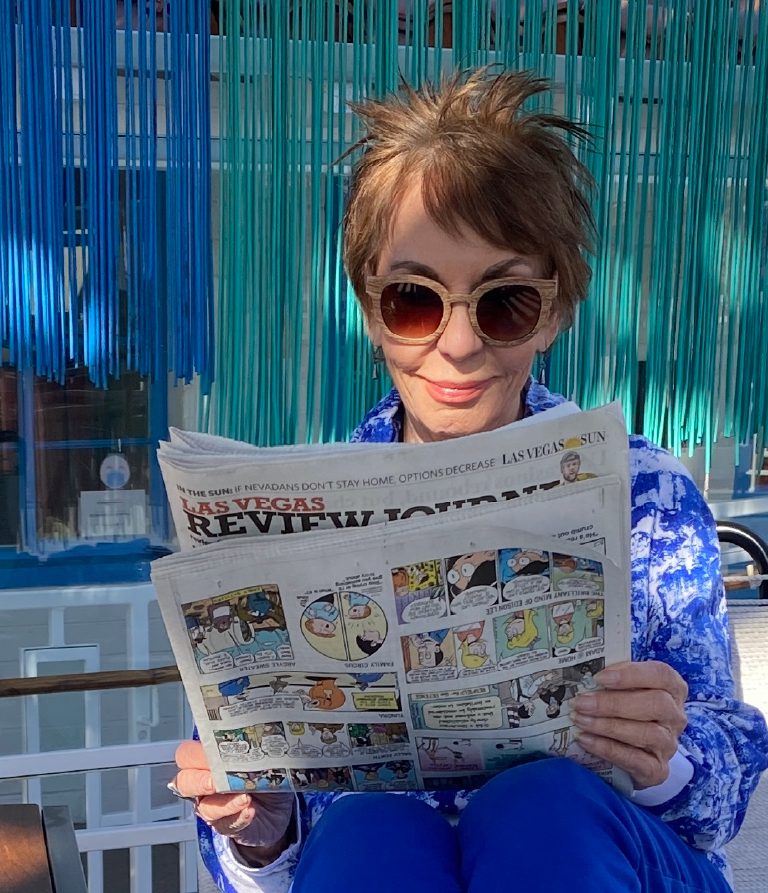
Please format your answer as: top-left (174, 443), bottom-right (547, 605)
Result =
top-left (152, 478), bottom-right (631, 796)
top-left (158, 403), bottom-right (630, 569)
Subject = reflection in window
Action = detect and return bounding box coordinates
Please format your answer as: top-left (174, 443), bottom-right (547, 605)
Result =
top-left (33, 368), bottom-right (152, 544)
top-left (0, 368), bottom-right (19, 546)
top-left (0, 362), bottom-right (167, 553)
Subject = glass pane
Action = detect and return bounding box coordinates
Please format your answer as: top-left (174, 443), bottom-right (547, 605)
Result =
top-left (37, 660), bottom-right (89, 751)
top-left (0, 368), bottom-right (20, 547)
top-left (33, 368), bottom-right (150, 443)
top-left (0, 363), bottom-right (168, 551)
top-left (0, 596), bottom-right (187, 755)
top-left (35, 444), bottom-right (151, 543)
top-left (89, 844), bottom-right (182, 893)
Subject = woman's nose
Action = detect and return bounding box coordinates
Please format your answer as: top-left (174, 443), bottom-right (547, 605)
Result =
top-left (436, 302), bottom-right (484, 360)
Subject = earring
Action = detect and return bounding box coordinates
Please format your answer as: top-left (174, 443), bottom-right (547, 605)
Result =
top-left (537, 348), bottom-right (551, 386)
top-left (372, 345), bottom-right (384, 380)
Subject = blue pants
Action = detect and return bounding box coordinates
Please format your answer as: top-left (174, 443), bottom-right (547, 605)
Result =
top-left (293, 758), bottom-right (731, 893)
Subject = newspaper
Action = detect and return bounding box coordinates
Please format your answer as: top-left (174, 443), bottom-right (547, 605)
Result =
top-left (151, 403), bottom-right (633, 795)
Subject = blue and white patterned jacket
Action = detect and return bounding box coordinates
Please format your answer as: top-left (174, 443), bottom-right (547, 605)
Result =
top-left (199, 382), bottom-right (768, 892)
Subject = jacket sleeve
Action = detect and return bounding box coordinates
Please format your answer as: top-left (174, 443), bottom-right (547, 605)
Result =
top-left (196, 790), bottom-right (346, 891)
top-left (639, 463), bottom-right (768, 850)
top-left (197, 797), bottom-right (304, 893)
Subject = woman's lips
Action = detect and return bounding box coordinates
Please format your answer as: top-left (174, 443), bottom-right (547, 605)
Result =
top-left (424, 379), bottom-right (491, 404)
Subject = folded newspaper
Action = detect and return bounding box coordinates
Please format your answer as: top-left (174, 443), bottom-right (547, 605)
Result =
top-left (152, 403), bottom-right (633, 796)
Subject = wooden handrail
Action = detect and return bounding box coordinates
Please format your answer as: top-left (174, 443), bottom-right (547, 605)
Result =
top-left (0, 666), bottom-right (181, 699)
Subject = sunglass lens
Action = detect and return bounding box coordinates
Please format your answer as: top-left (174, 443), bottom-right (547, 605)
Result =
top-left (380, 282), bottom-right (444, 339)
top-left (477, 284), bottom-right (542, 342)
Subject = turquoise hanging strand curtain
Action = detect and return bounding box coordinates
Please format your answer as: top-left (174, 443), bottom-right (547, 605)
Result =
top-left (0, 0), bottom-right (214, 388)
top-left (210, 0), bottom-right (768, 464)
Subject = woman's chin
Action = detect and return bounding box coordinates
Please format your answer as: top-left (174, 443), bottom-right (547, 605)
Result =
top-left (404, 405), bottom-right (511, 443)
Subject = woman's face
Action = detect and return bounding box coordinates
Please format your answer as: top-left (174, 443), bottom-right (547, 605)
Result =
top-left (370, 184), bottom-right (558, 443)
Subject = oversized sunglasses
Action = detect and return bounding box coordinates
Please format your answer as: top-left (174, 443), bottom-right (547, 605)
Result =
top-left (366, 274), bottom-right (558, 346)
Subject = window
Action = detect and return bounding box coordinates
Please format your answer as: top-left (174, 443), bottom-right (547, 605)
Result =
top-left (0, 167), bottom-right (172, 569)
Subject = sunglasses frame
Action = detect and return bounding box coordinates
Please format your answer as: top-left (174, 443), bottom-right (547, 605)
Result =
top-left (366, 273), bottom-right (558, 347)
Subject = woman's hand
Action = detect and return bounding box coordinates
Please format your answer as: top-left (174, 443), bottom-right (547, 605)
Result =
top-left (571, 661), bottom-right (688, 789)
top-left (172, 741), bottom-right (294, 865)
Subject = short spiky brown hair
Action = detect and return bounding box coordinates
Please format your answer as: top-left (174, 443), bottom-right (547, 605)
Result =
top-left (342, 68), bottom-right (595, 328)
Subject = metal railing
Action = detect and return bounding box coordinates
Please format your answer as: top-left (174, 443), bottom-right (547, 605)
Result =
top-left (0, 582), bottom-right (197, 892)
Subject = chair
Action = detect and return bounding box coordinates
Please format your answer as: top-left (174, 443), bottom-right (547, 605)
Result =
top-left (720, 522), bottom-right (768, 892)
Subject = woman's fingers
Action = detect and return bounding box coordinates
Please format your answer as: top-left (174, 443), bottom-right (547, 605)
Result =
top-left (571, 660), bottom-right (690, 790)
top-left (210, 805), bottom-right (257, 838)
top-left (172, 767), bottom-right (215, 799)
top-left (195, 794), bottom-right (253, 825)
top-left (572, 689), bottom-right (687, 733)
top-left (571, 712), bottom-right (678, 761)
top-left (595, 661), bottom-right (688, 702)
top-left (173, 740), bottom-right (293, 841)
top-left (175, 740), bottom-right (209, 770)
top-left (573, 660), bottom-right (688, 737)
top-left (172, 742), bottom-right (216, 800)
top-left (574, 731), bottom-right (670, 789)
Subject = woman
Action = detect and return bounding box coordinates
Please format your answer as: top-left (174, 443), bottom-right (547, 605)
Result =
top-left (171, 69), bottom-right (768, 892)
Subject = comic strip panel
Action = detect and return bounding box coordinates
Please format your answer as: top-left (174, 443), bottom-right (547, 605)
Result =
top-left (289, 766), bottom-right (354, 792)
top-left (453, 620), bottom-right (498, 677)
top-left (421, 773), bottom-right (490, 791)
top-left (214, 722), bottom-right (290, 762)
top-left (417, 737), bottom-right (483, 773)
top-left (548, 599), bottom-right (605, 657)
top-left (516, 668), bottom-right (580, 721)
top-left (226, 769), bottom-right (291, 792)
top-left (551, 553), bottom-right (605, 595)
top-left (201, 671), bottom-right (402, 720)
top-left (410, 684), bottom-right (522, 733)
top-left (509, 658), bottom-right (605, 724)
top-left (418, 727), bottom-right (609, 783)
top-left (183, 586), bottom-right (292, 674)
top-left (408, 659), bottom-right (604, 733)
top-left (301, 591), bottom-right (388, 661)
top-left (446, 550), bottom-right (500, 613)
top-left (352, 760), bottom-right (418, 791)
top-left (417, 738), bottom-right (531, 781)
top-left (546, 725), bottom-right (610, 770)
top-left (416, 735), bottom-right (546, 779)
top-left (280, 720), bottom-right (410, 761)
top-left (348, 722), bottom-right (411, 758)
top-left (493, 608), bottom-right (551, 667)
top-left (391, 560), bottom-right (448, 624)
top-left (565, 656), bottom-right (604, 692)
top-left (499, 548), bottom-right (552, 601)
top-left (401, 629), bottom-right (458, 683)
top-left (284, 720), bottom-right (352, 759)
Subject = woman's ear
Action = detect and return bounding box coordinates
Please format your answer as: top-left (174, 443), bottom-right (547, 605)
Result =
top-left (540, 312), bottom-right (561, 352)
top-left (359, 260), bottom-right (380, 345)
top-left (363, 309), bottom-right (382, 348)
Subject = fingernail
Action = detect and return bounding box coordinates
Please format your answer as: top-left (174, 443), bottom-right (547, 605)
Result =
top-left (595, 670), bottom-right (618, 685)
top-left (571, 710), bottom-right (593, 727)
top-left (574, 693), bottom-right (596, 712)
top-left (577, 732), bottom-right (595, 747)
top-left (236, 796), bottom-right (250, 808)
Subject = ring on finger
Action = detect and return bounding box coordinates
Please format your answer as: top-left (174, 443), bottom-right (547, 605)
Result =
top-left (167, 780), bottom-right (199, 805)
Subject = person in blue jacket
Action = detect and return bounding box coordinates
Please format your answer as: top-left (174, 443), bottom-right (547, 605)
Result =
top-left (170, 68), bottom-right (768, 893)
